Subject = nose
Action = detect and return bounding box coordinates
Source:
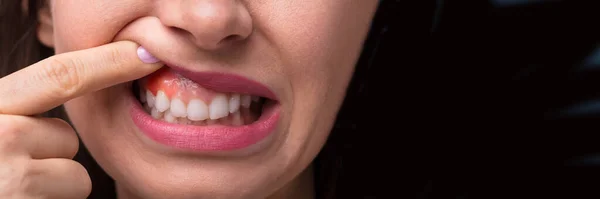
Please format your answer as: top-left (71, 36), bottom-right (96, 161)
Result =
top-left (157, 0), bottom-right (253, 50)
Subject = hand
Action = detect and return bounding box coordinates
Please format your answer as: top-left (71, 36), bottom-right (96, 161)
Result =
top-left (0, 41), bottom-right (162, 199)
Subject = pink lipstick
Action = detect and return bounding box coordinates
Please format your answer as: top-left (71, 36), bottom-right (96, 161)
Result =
top-left (129, 66), bottom-right (280, 152)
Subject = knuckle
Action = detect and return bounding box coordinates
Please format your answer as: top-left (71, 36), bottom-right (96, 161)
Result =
top-left (41, 57), bottom-right (84, 98)
top-left (21, 160), bottom-right (91, 198)
top-left (0, 116), bottom-right (19, 135)
top-left (22, 160), bottom-right (43, 197)
top-left (0, 158), bottom-right (29, 198)
top-left (108, 46), bottom-right (124, 64)
top-left (0, 116), bottom-right (28, 151)
top-left (105, 46), bottom-right (129, 71)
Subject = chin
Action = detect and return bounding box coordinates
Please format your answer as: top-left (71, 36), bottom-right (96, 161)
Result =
top-left (64, 82), bottom-right (309, 199)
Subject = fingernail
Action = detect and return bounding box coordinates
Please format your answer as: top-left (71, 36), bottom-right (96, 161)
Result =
top-left (137, 46), bottom-right (160, 64)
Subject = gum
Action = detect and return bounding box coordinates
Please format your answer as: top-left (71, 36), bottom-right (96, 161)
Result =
top-left (142, 68), bottom-right (220, 103)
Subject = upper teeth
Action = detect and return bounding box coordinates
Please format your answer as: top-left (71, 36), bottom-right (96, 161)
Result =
top-left (155, 91), bottom-right (170, 113)
top-left (145, 89), bottom-right (255, 121)
top-left (208, 94), bottom-right (229, 120)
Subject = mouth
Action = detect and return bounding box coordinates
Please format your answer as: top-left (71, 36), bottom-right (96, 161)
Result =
top-left (129, 65), bottom-right (280, 152)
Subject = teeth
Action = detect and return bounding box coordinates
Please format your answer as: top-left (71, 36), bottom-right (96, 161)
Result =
top-left (170, 98), bottom-right (187, 117)
top-left (164, 110), bottom-right (176, 123)
top-left (209, 94), bottom-right (229, 120)
top-left (241, 95), bottom-right (251, 108)
top-left (187, 99), bottom-right (209, 121)
top-left (140, 89), bottom-right (261, 125)
top-left (251, 96), bottom-right (260, 102)
top-left (155, 91), bottom-right (170, 112)
top-left (146, 90), bottom-right (155, 108)
top-left (151, 108), bottom-right (163, 119)
top-left (229, 94), bottom-right (240, 113)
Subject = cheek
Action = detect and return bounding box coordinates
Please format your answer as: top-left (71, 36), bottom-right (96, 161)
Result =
top-left (264, 0), bottom-right (376, 163)
top-left (262, 1), bottom-right (376, 96)
top-left (51, 0), bottom-right (147, 53)
top-left (264, 1), bottom-right (375, 114)
top-left (63, 89), bottom-right (118, 131)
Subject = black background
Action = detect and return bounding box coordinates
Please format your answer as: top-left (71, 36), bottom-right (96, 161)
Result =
top-left (363, 0), bottom-right (600, 198)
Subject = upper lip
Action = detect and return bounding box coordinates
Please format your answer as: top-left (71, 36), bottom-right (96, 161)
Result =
top-left (118, 30), bottom-right (277, 100)
top-left (162, 64), bottom-right (278, 101)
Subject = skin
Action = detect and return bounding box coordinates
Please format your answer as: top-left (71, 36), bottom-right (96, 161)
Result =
top-left (0, 42), bottom-right (162, 198)
top-left (26, 0), bottom-right (378, 198)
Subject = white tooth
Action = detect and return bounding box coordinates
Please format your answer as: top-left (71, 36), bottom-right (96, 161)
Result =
top-left (241, 95), bottom-right (252, 108)
top-left (170, 98), bottom-right (187, 117)
top-left (229, 94), bottom-right (241, 113)
top-left (251, 96), bottom-right (260, 102)
top-left (209, 94), bottom-right (229, 120)
top-left (146, 90), bottom-right (155, 108)
top-left (232, 111), bottom-right (243, 126)
top-left (155, 90), bottom-right (170, 112)
top-left (151, 108), bottom-right (163, 119)
top-left (187, 99), bottom-right (209, 121)
top-left (164, 110), bottom-right (176, 123)
top-left (140, 90), bottom-right (146, 103)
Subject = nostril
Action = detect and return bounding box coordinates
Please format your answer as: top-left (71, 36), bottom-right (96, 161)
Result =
top-left (216, 35), bottom-right (244, 47)
top-left (170, 26), bottom-right (189, 36)
top-left (169, 25), bottom-right (247, 49)
top-left (223, 35), bottom-right (240, 42)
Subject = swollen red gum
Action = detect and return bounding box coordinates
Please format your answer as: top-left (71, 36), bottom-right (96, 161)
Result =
top-left (143, 68), bottom-right (220, 103)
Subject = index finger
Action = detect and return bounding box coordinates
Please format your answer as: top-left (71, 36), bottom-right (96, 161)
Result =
top-left (0, 41), bottom-right (162, 115)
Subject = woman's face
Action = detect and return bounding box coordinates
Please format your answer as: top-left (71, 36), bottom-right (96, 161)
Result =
top-left (39, 0), bottom-right (377, 198)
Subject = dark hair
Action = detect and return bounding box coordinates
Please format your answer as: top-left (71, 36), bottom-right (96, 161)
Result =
top-left (0, 0), bottom-right (53, 79)
top-left (1, 0), bottom-right (435, 198)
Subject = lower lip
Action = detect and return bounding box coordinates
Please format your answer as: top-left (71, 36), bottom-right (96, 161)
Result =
top-left (128, 93), bottom-right (280, 152)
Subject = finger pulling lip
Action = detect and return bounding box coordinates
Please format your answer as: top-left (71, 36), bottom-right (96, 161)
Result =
top-left (115, 19), bottom-right (278, 100)
top-left (114, 18), bottom-right (282, 152)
